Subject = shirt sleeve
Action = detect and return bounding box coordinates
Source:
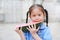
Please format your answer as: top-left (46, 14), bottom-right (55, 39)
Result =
top-left (42, 27), bottom-right (52, 40)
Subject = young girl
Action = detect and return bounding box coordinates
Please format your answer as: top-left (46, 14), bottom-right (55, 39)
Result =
top-left (15, 4), bottom-right (52, 40)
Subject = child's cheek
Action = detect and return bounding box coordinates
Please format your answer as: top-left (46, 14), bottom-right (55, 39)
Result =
top-left (39, 17), bottom-right (44, 22)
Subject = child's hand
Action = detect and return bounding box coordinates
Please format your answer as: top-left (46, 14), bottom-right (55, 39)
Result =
top-left (15, 27), bottom-right (23, 35)
top-left (27, 24), bottom-right (42, 40)
top-left (15, 27), bottom-right (26, 40)
top-left (27, 24), bottom-right (40, 34)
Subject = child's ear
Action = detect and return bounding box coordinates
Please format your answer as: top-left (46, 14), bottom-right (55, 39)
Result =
top-left (44, 9), bottom-right (48, 17)
top-left (44, 11), bottom-right (46, 17)
top-left (29, 14), bottom-right (31, 18)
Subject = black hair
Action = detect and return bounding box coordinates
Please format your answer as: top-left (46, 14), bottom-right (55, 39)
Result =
top-left (44, 9), bottom-right (48, 26)
top-left (26, 11), bottom-right (29, 23)
top-left (26, 4), bottom-right (48, 26)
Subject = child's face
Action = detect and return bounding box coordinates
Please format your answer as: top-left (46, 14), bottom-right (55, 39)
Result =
top-left (30, 8), bottom-right (45, 23)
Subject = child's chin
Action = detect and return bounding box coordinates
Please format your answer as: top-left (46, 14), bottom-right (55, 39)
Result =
top-left (32, 21), bottom-right (41, 23)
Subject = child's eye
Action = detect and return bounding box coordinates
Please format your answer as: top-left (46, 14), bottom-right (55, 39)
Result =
top-left (38, 14), bottom-right (41, 16)
top-left (33, 15), bottom-right (36, 17)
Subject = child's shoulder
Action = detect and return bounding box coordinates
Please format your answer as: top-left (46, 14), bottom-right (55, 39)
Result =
top-left (40, 23), bottom-right (49, 29)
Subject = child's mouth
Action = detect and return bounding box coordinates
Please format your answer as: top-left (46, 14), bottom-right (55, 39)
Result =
top-left (33, 20), bottom-right (40, 22)
top-left (32, 21), bottom-right (41, 23)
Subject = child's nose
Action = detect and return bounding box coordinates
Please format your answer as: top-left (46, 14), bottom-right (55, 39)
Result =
top-left (36, 16), bottom-right (39, 18)
top-left (35, 16), bottom-right (39, 19)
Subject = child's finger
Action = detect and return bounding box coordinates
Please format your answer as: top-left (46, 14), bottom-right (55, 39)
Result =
top-left (28, 25), bottom-right (31, 29)
top-left (34, 24), bottom-right (36, 29)
top-left (16, 27), bottom-right (19, 30)
top-left (36, 27), bottom-right (40, 31)
top-left (27, 27), bottom-right (30, 31)
top-left (31, 24), bottom-right (34, 28)
top-left (15, 27), bottom-right (19, 32)
top-left (20, 27), bottom-right (22, 30)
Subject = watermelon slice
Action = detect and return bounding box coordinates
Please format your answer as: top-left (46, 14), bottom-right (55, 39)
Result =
top-left (16, 22), bottom-right (42, 32)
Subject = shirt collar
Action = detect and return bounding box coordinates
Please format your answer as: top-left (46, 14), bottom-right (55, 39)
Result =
top-left (40, 23), bottom-right (47, 30)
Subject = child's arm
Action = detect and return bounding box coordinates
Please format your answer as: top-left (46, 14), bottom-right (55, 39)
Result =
top-left (15, 27), bottom-right (26, 40)
top-left (31, 33), bottom-right (42, 40)
top-left (27, 24), bottom-right (42, 40)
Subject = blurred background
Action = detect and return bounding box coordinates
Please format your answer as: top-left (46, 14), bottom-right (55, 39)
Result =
top-left (0, 0), bottom-right (60, 40)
